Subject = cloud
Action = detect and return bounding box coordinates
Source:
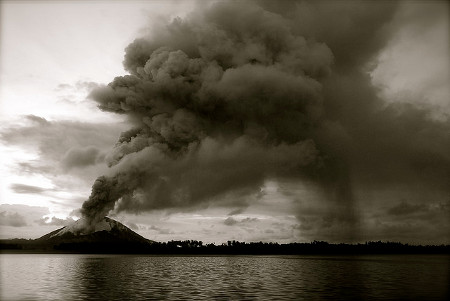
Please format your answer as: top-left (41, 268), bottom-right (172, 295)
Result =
top-left (55, 83), bottom-right (72, 91)
top-left (228, 208), bottom-right (246, 216)
top-left (125, 222), bottom-right (139, 231)
top-left (223, 216), bottom-right (259, 226)
top-left (56, 81), bottom-right (99, 92)
top-left (0, 115), bottom-right (127, 204)
top-left (1, 115), bottom-right (122, 166)
top-left (35, 216), bottom-right (73, 226)
top-left (9, 184), bottom-right (48, 195)
top-left (62, 146), bottom-right (103, 170)
top-left (387, 201), bottom-right (428, 216)
top-left (0, 204), bottom-right (69, 239)
top-left (241, 217), bottom-right (259, 223)
top-left (223, 217), bottom-right (238, 226)
top-left (371, 1), bottom-right (450, 120)
top-left (16, 162), bottom-right (53, 175)
top-left (148, 224), bottom-right (174, 235)
top-left (0, 211), bottom-right (27, 227)
top-left (24, 114), bottom-right (49, 125)
top-left (0, 204), bottom-right (49, 229)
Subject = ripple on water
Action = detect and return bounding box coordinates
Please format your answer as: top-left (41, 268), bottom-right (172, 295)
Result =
top-left (1, 254), bottom-right (449, 300)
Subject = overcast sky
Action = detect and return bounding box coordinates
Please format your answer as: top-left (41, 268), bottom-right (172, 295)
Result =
top-left (0, 0), bottom-right (449, 244)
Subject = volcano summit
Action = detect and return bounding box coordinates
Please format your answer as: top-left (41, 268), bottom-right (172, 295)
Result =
top-left (33, 217), bottom-right (152, 253)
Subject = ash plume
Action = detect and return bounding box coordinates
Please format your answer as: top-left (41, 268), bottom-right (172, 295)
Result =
top-left (80, 0), bottom-right (450, 240)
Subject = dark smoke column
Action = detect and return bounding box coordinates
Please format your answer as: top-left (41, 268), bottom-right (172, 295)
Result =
top-left (80, 176), bottom-right (118, 231)
top-left (77, 0), bottom-right (335, 231)
top-left (81, 170), bottom-right (144, 231)
top-left (78, 1), bottom-right (408, 241)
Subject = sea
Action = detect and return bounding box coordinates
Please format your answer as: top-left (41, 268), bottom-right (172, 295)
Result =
top-left (1, 254), bottom-right (448, 300)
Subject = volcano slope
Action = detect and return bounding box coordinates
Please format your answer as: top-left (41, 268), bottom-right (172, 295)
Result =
top-left (33, 217), bottom-right (153, 253)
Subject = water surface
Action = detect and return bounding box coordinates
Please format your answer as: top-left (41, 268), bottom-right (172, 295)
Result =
top-left (1, 254), bottom-right (448, 300)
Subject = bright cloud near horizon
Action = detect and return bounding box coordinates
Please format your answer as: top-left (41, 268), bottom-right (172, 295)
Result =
top-left (0, 0), bottom-right (449, 244)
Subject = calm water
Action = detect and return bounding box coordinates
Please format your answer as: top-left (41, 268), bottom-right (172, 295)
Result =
top-left (1, 254), bottom-right (448, 300)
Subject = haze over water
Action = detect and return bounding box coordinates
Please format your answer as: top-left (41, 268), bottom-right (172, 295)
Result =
top-left (1, 254), bottom-right (448, 300)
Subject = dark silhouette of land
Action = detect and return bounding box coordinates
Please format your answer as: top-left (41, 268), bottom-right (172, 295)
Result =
top-left (1, 218), bottom-right (448, 254)
top-left (1, 238), bottom-right (449, 255)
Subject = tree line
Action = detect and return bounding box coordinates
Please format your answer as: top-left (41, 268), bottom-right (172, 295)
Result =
top-left (1, 238), bottom-right (449, 254)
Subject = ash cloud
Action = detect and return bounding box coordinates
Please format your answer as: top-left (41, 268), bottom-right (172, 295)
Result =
top-left (80, 1), bottom-right (450, 241)
top-left (81, 0), bottom-right (329, 230)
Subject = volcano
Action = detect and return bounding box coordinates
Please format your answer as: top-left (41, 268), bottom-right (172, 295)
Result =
top-left (34, 217), bottom-right (153, 253)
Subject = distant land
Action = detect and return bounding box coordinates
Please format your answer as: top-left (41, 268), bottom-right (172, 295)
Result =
top-left (1, 217), bottom-right (449, 255)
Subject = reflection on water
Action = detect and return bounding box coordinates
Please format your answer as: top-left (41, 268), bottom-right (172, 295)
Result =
top-left (1, 254), bottom-right (449, 300)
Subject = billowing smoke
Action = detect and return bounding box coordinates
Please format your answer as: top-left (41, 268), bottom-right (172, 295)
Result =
top-left (80, 1), bottom-right (450, 240)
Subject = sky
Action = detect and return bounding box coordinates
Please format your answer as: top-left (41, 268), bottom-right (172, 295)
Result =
top-left (0, 0), bottom-right (449, 244)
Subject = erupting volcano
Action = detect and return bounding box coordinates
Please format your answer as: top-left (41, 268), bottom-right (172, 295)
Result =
top-left (35, 217), bottom-right (152, 251)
